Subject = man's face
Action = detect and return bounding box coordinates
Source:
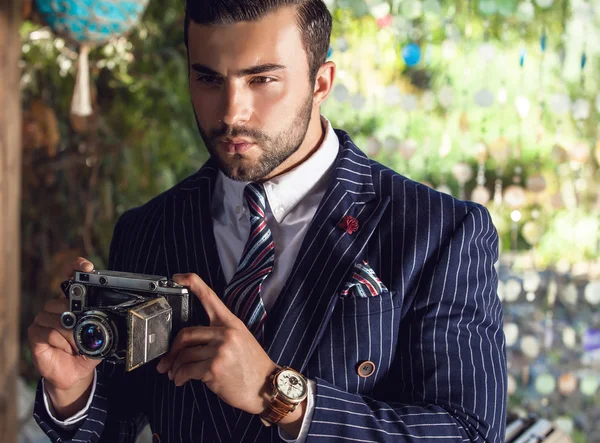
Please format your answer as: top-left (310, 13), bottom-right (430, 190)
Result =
top-left (187, 7), bottom-right (315, 182)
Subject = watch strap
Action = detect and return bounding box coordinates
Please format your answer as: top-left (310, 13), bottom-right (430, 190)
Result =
top-left (259, 395), bottom-right (296, 426)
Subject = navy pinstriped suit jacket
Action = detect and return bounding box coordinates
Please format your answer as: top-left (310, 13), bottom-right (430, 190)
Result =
top-left (34, 129), bottom-right (507, 442)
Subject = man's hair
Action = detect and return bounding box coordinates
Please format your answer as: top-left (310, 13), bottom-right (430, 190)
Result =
top-left (184, 0), bottom-right (332, 83)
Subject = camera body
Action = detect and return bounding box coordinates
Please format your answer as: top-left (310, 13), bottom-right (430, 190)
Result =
top-left (60, 270), bottom-right (191, 372)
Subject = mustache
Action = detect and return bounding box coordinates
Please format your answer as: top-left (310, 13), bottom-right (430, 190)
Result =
top-left (210, 125), bottom-right (268, 144)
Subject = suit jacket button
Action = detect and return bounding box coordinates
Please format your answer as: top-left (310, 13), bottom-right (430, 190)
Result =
top-left (357, 361), bottom-right (375, 378)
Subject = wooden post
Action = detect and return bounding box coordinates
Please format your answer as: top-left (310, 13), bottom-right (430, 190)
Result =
top-left (0, 0), bottom-right (22, 442)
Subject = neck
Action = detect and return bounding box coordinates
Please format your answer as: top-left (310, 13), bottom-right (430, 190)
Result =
top-left (261, 111), bottom-right (325, 181)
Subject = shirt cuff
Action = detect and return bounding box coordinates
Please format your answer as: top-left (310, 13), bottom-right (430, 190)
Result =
top-left (278, 378), bottom-right (316, 443)
top-left (42, 368), bottom-right (97, 429)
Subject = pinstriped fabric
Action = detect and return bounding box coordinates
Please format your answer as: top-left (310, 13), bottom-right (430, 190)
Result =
top-left (223, 183), bottom-right (272, 341)
top-left (33, 128), bottom-right (506, 443)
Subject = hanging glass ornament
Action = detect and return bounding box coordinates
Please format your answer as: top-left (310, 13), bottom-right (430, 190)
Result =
top-left (489, 137), bottom-right (511, 165)
top-left (35, 0), bottom-right (150, 116)
top-left (439, 132), bottom-right (452, 157)
top-left (504, 279), bottom-right (522, 302)
top-left (436, 183), bottom-right (452, 195)
top-left (452, 162), bottom-right (473, 200)
top-left (478, 0), bottom-right (497, 16)
top-left (422, 0), bottom-right (442, 15)
top-left (497, 0), bottom-right (517, 16)
top-left (580, 374), bottom-right (599, 396)
top-left (526, 173), bottom-right (547, 193)
top-left (516, 0), bottom-right (535, 21)
top-left (558, 373), bottom-right (578, 396)
top-left (364, 137), bottom-right (382, 156)
top-left (596, 94), bottom-right (600, 113)
top-left (400, 94), bottom-right (418, 111)
top-left (471, 186), bottom-right (491, 205)
top-left (505, 323), bottom-right (519, 346)
top-left (515, 96), bottom-right (531, 119)
top-left (398, 139), bottom-right (418, 161)
top-left (507, 374), bottom-right (517, 396)
top-left (441, 39), bottom-right (457, 60)
top-left (475, 89), bottom-right (495, 108)
top-left (522, 221), bottom-right (543, 245)
top-left (535, 373), bottom-right (556, 395)
top-left (421, 91), bottom-right (436, 112)
top-left (535, 0), bottom-right (554, 8)
top-left (383, 86), bottom-right (402, 106)
top-left (504, 185), bottom-right (526, 209)
top-left (401, 43), bottom-right (421, 67)
top-left (549, 93), bottom-right (571, 115)
top-left (336, 37), bottom-right (349, 52)
top-left (595, 139), bottom-right (600, 165)
top-left (332, 84), bottom-right (350, 102)
top-left (584, 281), bottom-right (600, 305)
top-left (350, 94), bottom-right (366, 110)
top-left (438, 86), bottom-right (454, 108)
top-left (521, 335), bottom-right (541, 359)
top-left (568, 141), bottom-right (590, 164)
top-left (383, 135), bottom-right (400, 152)
top-left (478, 43), bottom-right (496, 63)
top-left (400, 1), bottom-right (423, 19)
top-left (327, 46), bottom-right (333, 59)
top-left (572, 98), bottom-right (591, 120)
top-left (562, 327), bottom-right (577, 349)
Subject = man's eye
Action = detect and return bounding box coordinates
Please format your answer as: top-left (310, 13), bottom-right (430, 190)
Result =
top-left (251, 77), bottom-right (274, 84)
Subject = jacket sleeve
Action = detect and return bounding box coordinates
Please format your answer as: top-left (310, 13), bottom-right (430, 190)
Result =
top-left (307, 205), bottom-right (507, 442)
top-left (33, 209), bottom-right (150, 443)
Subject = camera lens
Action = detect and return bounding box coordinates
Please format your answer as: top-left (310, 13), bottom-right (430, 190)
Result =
top-left (74, 311), bottom-right (116, 358)
top-left (81, 324), bottom-right (105, 352)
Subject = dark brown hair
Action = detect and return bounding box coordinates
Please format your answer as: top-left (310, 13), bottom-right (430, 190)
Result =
top-left (184, 0), bottom-right (332, 83)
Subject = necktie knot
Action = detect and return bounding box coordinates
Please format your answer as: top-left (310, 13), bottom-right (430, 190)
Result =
top-left (244, 183), bottom-right (267, 218)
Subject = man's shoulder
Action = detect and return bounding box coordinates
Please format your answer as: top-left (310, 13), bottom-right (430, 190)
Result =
top-left (116, 166), bottom-right (213, 227)
top-left (334, 128), bottom-right (486, 221)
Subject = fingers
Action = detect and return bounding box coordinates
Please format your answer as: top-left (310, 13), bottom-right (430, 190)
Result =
top-left (44, 298), bottom-right (70, 315)
top-left (33, 311), bottom-right (77, 352)
top-left (172, 273), bottom-right (237, 326)
top-left (66, 257), bottom-right (94, 280)
top-left (168, 345), bottom-right (217, 381)
top-left (28, 324), bottom-right (73, 355)
top-left (157, 326), bottom-right (221, 372)
top-left (172, 360), bottom-right (213, 387)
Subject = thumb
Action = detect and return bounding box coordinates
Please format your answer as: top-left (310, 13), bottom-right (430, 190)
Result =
top-left (172, 273), bottom-right (234, 326)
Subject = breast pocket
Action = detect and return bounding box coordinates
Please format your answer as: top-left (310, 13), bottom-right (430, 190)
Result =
top-left (305, 291), bottom-right (402, 396)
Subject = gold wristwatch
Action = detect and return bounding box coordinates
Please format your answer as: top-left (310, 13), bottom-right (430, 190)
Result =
top-left (259, 366), bottom-right (308, 427)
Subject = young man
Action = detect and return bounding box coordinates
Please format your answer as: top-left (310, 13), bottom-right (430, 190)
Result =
top-left (30, 1), bottom-right (507, 441)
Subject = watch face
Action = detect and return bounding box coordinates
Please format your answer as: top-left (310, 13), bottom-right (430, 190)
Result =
top-left (276, 369), bottom-right (307, 401)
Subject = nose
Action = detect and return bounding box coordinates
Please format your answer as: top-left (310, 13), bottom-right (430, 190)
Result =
top-left (220, 82), bottom-right (251, 127)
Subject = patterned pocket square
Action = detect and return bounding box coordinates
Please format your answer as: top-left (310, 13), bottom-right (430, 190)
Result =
top-left (340, 261), bottom-right (389, 298)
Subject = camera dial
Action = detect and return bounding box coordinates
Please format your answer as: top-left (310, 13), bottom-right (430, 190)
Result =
top-left (60, 311), bottom-right (77, 329)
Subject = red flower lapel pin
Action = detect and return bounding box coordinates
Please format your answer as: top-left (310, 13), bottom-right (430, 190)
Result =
top-left (339, 215), bottom-right (359, 234)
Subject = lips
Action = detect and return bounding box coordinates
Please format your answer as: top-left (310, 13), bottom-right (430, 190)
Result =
top-left (219, 141), bottom-right (256, 154)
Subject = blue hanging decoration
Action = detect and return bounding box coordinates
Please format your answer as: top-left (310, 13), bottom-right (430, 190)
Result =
top-left (34, 0), bottom-right (149, 116)
top-left (327, 46), bottom-right (333, 59)
top-left (540, 34), bottom-right (547, 52)
top-left (519, 48), bottom-right (526, 67)
top-left (581, 52), bottom-right (587, 69)
top-left (402, 43), bottom-right (421, 67)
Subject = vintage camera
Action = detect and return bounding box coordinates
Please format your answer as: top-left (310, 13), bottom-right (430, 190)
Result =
top-left (60, 270), bottom-right (191, 372)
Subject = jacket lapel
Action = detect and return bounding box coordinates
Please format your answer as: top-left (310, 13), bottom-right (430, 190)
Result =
top-left (231, 131), bottom-right (391, 441)
top-left (163, 159), bottom-right (238, 439)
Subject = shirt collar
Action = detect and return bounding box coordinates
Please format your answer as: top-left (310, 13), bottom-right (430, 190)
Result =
top-left (217, 115), bottom-right (339, 223)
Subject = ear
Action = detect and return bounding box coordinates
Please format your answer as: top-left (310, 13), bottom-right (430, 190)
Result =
top-left (312, 61), bottom-right (336, 107)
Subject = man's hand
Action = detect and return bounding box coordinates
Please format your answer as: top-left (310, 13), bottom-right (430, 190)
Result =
top-left (156, 273), bottom-right (278, 415)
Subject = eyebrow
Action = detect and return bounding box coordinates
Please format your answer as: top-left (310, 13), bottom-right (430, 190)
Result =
top-left (191, 63), bottom-right (287, 77)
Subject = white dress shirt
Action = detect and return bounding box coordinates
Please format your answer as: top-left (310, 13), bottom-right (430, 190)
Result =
top-left (43, 116), bottom-right (340, 442)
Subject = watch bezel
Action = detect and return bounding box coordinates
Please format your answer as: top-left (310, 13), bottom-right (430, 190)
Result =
top-left (273, 367), bottom-right (308, 404)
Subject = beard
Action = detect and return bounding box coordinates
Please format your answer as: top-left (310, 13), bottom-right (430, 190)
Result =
top-left (195, 92), bottom-right (314, 182)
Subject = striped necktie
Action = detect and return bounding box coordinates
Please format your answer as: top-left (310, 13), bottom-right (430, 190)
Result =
top-left (223, 183), bottom-right (274, 343)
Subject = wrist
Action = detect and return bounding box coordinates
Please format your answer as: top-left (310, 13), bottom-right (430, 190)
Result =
top-left (45, 372), bottom-right (94, 420)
